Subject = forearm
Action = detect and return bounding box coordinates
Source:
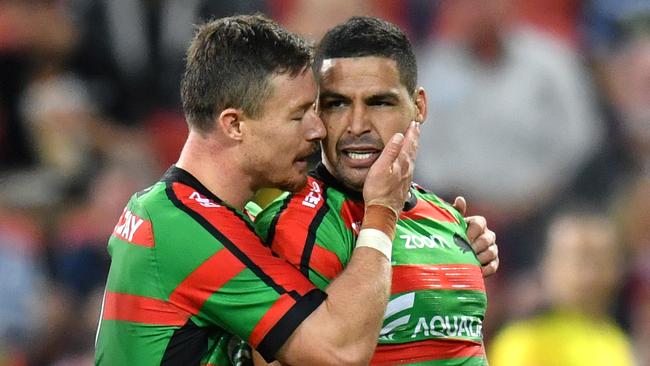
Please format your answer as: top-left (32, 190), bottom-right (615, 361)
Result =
top-left (276, 248), bottom-right (391, 366)
top-left (320, 246), bottom-right (392, 353)
top-left (317, 204), bottom-right (396, 355)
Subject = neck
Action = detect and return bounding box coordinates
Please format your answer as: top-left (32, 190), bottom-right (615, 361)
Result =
top-left (176, 130), bottom-right (254, 210)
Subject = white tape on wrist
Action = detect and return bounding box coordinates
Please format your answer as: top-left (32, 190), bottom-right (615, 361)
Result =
top-left (356, 228), bottom-right (392, 261)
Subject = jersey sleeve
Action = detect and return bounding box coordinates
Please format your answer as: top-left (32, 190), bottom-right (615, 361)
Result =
top-left (164, 182), bottom-right (327, 362)
top-left (255, 182), bottom-right (351, 290)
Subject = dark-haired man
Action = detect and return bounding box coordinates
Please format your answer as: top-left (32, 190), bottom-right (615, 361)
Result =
top-left (94, 14), bottom-right (420, 366)
top-left (253, 17), bottom-right (496, 365)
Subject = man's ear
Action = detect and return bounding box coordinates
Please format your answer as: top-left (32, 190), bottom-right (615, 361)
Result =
top-left (217, 108), bottom-right (245, 141)
top-left (413, 87), bottom-right (427, 124)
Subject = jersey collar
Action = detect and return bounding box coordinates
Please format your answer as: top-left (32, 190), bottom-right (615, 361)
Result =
top-left (161, 165), bottom-right (225, 205)
top-left (311, 163), bottom-right (417, 211)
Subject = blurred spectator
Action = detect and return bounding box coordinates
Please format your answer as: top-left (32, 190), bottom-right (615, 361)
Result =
top-left (584, 14), bottom-right (650, 364)
top-left (598, 12), bottom-right (650, 177)
top-left (68, 0), bottom-right (267, 124)
top-left (31, 148), bottom-right (157, 365)
top-left (0, 0), bottom-right (78, 170)
top-left (19, 73), bottom-right (100, 184)
top-left (0, 209), bottom-right (46, 366)
top-left (488, 211), bottom-right (635, 366)
top-left (66, 0), bottom-right (268, 172)
top-left (0, 0), bottom-right (110, 209)
top-left (415, 0), bottom-right (603, 272)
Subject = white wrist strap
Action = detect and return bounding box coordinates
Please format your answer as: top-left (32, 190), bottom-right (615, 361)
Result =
top-left (356, 228), bottom-right (392, 261)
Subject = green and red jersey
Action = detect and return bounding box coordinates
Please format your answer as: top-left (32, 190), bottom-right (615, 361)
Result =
top-left (255, 164), bottom-right (488, 365)
top-left (95, 166), bottom-right (327, 365)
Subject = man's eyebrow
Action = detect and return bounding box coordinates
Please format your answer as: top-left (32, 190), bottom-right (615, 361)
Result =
top-left (365, 91), bottom-right (400, 103)
top-left (319, 91), bottom-right (350, 101)
top-left (292, 100), bottom-right (315, 112)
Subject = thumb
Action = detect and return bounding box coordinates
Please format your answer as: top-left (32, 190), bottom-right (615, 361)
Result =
top-left (452, 196), bottom-right (467, 215)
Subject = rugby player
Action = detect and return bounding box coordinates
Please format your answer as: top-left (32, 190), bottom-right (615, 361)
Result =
top-left (253, 17), bottom-right (497, 365)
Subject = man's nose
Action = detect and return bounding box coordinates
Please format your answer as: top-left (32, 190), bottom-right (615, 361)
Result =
top-left (347, 105), bottom-right (371, 136)
top-left (305, 109), bottom-right (326, 141)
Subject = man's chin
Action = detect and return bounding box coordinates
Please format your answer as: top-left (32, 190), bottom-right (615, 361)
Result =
top-left (278, 175), bottom-right (309, 193)
top-left (339, 170), bottom-right (367, 192)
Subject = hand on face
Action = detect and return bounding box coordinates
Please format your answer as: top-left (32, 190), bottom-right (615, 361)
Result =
top-left (362, 121), bottom-right (419, 214)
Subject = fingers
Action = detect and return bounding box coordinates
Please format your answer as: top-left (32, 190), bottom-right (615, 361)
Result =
top-left (452, 196), bottom-right (467, 216)
top-left (469, 227), bottom-right (495, 253)
top-left (375, 132), bottom-right (405, 172)
top-left (393, 121), bottom-right (419, 180)
top-left (465, 215), bottom-right (499, 277)
top-left (481, 256), bottom-right (499, 277)
top-left (362, 121), bottom-right (419, 213)
top-left (475, 238), bottom-right (497, 263)
top-left (473, 231), bottom-right (498, 278)
top-left (401, 121), bottom-right (420, 161)
top-left (465, 215), bottom-right (487, 242)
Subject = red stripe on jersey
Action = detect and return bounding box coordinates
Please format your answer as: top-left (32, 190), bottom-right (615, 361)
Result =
top-left (102, 291), bottom-right (189, 325)
top-left (112, 207), bottom-right (154, 247)
top-left (402, 198), bottom-right (458, 223)
top-left (172, 183), bottom-right (316, 296)
top-left (310, 244), bottom-right (343, 280)
top-left (340, 199), bottom-right (364, 234)
top-left (391, 264), bottom-right (485, 294)
top-left (248, 293), bottom-right (297, 347)
top-left (371, 338), bottom-right (485, 365)
top-left (169, 249), bottom-right (246, 315)
top-left (270, 226), bottom-right (303, 271)
top-left (269, 178), bottom-right (326, 267)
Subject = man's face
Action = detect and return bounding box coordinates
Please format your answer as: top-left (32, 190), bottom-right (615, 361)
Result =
top-left (243, 69), bottom-right (325, 192)
top-left (543, 217), bottom-right (621, 310)
top-left (318, 56), bottom-right (425, 191)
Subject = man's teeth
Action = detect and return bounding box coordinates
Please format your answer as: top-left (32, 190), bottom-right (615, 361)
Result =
top-left (346, 151), bottom-right (374, 160)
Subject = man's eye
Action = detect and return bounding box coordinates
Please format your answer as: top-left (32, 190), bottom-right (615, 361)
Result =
top-left (370, 100), bottom-right (392, 107)
top-left (323, 100), bottom-right (346, 109)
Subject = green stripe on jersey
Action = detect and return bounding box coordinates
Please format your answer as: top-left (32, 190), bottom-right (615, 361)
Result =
top-left (382, 289), bottom-right (486, 344)
top-left (191, 267), bottom-right (280, 336)
top-left (95, 320), bottom-right (177, 365)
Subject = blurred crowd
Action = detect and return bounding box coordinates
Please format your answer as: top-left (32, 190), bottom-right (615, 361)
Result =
top-left (0, 0), bottom-right (649, 365)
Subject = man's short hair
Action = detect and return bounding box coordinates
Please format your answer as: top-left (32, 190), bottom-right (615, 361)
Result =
top-left (181, 14), bottom-right (312, 132)
top-left (314, 16), bottom-right (417, 93)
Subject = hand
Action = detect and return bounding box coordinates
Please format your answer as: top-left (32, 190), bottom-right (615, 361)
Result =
top-left (363, 121), bottom-right (419, 214)
top-left (452, 196), bottom-right (499, 277)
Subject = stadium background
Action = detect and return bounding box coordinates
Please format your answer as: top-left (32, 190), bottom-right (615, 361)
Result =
top-left (0, 0), bottom-right (648, 364)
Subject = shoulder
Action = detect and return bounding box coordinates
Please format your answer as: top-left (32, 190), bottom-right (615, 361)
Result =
top-left (409, 182), bottom-right (466, 226)
top-left (255, 176), bottom-right (341, 242)
top-left (256, 177), bottom-right (334, 226)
